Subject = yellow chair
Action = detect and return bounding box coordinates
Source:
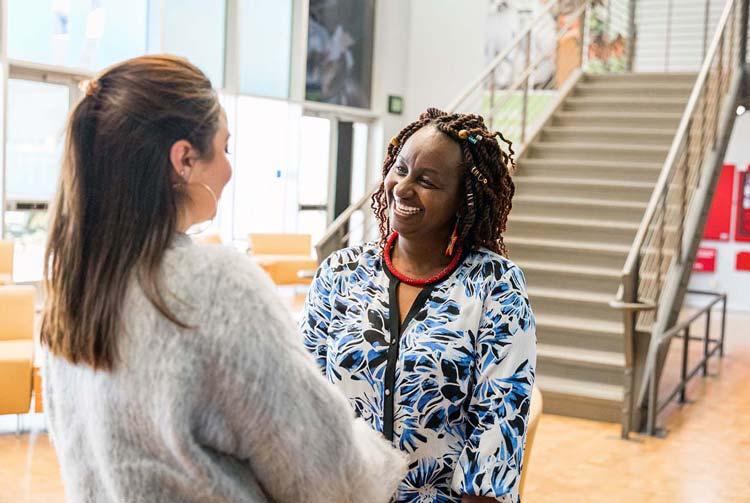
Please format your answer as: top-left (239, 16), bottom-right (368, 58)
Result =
top-left (0, 239), bottom-right (13, 285)
top-left (0, 285), bottom-right (36, 419)
top-left (519, 384), bottom-right (543, 498)
top-left (248, 233), bottom-right (317, 286)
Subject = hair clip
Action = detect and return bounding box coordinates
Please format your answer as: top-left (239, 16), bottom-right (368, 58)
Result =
top-left (79, 79), bottom-right (100, 97)
top-left (471, 166), bottom-right (488, 185)
top-left (468, 134), bottom-right (483, 145)
top-left (467, 192), bottom-right (475, 207)
top-left (390, 136), bottom-right (400, 147)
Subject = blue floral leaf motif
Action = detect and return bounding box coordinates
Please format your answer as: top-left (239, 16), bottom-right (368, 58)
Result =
top-left (399, 458), bottom-right (457, 503)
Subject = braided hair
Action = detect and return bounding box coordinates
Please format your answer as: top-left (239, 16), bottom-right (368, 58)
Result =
top-left (372, 107), bottom-right (516, 256)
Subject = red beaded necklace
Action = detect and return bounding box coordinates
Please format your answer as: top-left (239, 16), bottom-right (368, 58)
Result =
top-left (383, 231), bottom-right (463, 287)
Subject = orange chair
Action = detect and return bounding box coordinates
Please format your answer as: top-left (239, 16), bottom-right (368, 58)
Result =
top-left (0, 240), bottom-right (13, 285)
top-left (248, 233), bottom-right (318, 286)
top-left (0, 285), bottom-right (36, 424)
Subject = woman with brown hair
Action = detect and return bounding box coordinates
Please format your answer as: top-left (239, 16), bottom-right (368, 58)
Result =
top-left (41, 55), bottom-right (406, 503)
top-left (301, 108), bottom-right (536, 503)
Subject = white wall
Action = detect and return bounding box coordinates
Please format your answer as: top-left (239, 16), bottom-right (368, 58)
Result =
top-left (369, 0), bottom-right (490, 183)
top-left (688, 113), bottom-right (750, 312)
top-left (403, 0), bottom-right (490, 120)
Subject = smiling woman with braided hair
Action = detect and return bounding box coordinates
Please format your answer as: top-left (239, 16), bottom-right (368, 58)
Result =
top-left (301, 108), bottom-right (537, 503)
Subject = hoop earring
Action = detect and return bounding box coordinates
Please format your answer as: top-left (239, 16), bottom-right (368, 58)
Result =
top-left (185, 182), bottom-right (219, 236)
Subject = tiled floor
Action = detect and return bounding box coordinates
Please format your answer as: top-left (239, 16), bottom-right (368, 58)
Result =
top-left (1, 310), bottom-right (748, 503)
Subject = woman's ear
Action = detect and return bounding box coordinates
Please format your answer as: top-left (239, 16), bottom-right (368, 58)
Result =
top-left (169, 139), bottom-right (196, 181)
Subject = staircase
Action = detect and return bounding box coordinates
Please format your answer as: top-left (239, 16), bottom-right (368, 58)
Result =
top-left (315, 0), bottom-right (747, 435)
top-left (507, 72), bottom-right (695, 422)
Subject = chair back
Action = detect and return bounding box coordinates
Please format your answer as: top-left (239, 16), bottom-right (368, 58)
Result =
top-left (0, 285), bottom-right (36, 341)
top-left (249, 233), bottom-right (311, 256)
top-left (0, 240), bottom-right (13, 283)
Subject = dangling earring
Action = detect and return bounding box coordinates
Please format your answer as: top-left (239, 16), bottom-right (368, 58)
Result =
top-left (185, 182), bottom-right (219, 236)
top-left (445, 221), bottom-right (459, 257)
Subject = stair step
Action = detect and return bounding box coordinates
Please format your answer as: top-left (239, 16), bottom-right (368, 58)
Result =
top-left (527, 286), bottom-right (621, 323)
top-left (506, 235), bottom-right (630, 270)
top-left (535, 313), bottom-right (624, 353)
top-left (564, 96), bottom-right (687, 113)
top-left (536, 375), bottom-right (624, 422)
top-left (508, 215), bottom-right (639, 246)
top-left (583, 72), bottom-right (697, 85)
top-left (527, 142), bottom-right (669, 163)
top-left (516, 259), bottom-right (623, 295)
top-left (517, 158), bottom-right (662, 182)
top-left (540, 126), bottom-right (676, 146)
top-left (537, 343), bottom-right (626, 386)
top-left (513, 195), bottom-right (647, 223)
top-left (513, 176), bottom-right (655, 202)
top-left (552, 111), bottom-right (682, 128)
top-left (573, 82), bottom-right (693, 98)
top-left (538, 343), bottom-right (625, 367)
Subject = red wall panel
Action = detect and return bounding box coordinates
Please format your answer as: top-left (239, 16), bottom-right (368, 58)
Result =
top-left (704, 164), bottom-right (735, 241)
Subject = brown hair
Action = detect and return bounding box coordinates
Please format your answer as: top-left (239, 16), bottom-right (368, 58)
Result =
top-left (372, 107), bottom-right (516, 255)
top-left (41, 55), bottom-right (221, 370)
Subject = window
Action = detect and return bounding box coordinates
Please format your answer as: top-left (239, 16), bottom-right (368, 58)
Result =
top-left (162, 0), bottom-right (227, 87)
top-left (7, 0), bottom-right (148, 70)
top-left (297, 116), bottom-right (333, 245)
top-left (4, 79), bottom-right (71, 282)
top-left (231, 96), bottom-right (302, 240)
top-left (239, 0), bottom-right (293, 98)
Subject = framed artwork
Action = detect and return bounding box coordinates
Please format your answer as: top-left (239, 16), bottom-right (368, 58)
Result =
top-left (305, 0), bottom-right (375, 109)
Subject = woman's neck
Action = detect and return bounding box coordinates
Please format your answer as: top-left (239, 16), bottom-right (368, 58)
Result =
top-left (176, 206), bottom-right (194, 233)
top-left (391, 231), bottom-right (453, 278)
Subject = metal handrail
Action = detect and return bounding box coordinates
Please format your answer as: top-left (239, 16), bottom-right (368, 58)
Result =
top-left (614, 0), bottom-right (746, 438)
top-left (645, 290), bottom-right (728, 436)
top-left (445, 0), bottom-right (564, 113)
top-left (482, 2), bottom-right (589, 127)
top-left (314, 183), bottom-right (378, 262)
top-left (620, 0), bottom-right (737, 283)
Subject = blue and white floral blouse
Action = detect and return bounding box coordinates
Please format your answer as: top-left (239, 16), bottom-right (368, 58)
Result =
top-left (300, 243), bottom-right (536, 503)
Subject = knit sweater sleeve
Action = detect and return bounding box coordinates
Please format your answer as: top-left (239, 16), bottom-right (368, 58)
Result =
top-left (196, 251), bottom-right (407, 503)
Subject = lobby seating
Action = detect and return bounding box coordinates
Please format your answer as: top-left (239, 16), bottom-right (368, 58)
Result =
top-left (0, 240), bottom-right (13, 285)
top-left (0, 285), bottom-right (36, 417)
top-left (248, 233), bottom-right (317, 285)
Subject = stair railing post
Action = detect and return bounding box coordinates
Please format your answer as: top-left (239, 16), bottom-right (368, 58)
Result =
top-left (740, 0), bottom-right (749, 64)
top-left (620, 262), bottom-right (639, 439)
top-left (679, 325), bottom-right (690, 403)
top-left (646, 356), bottom-right (658, 435)
top-left (678, 122), bottom-right (692, 264)
top-left (703, 309), bottom-right (711, 376)
top-left (626, 0), bottom-right (637, 71)
top-left (713, 32), bottom-right (725, 150)
top-left (521, 30), bottom-right (532, 144)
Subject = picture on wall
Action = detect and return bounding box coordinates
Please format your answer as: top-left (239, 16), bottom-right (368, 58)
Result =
top-left (305, 0), bottom-right (375, 109)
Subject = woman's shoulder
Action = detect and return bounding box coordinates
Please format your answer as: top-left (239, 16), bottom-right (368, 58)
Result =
top-left (163, 236), bottom-right (273, 300)
top-left (464, 247), bottom-right (526, 283)
top-left (318, 241), bottom-right (381, 276)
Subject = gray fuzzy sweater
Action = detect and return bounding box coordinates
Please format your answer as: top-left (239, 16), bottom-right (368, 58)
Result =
top-left (43, 235), bottom-right (407, 503)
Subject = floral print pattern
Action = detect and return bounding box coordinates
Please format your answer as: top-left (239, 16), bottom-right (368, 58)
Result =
top-left (300, 243), bottom-right (536, 503)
